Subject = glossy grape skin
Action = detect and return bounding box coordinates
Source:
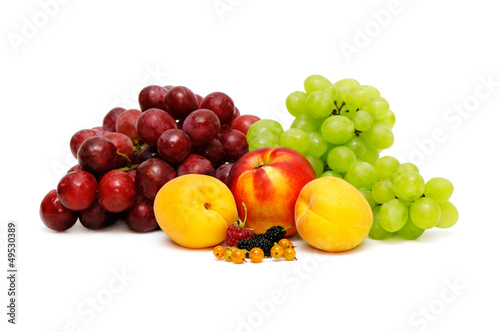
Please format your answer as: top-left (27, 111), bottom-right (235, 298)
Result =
top-left (306, 155), bottom-right (324, 178)
top-left (215, 163), bottom-right (233, 184)
top-left (97, 171), bottom-right (136, 213)
top-left (103, 132), bottom-right (134, 168)
top-left (305, 132), bottom-right (328, 158)
top-left (40, 189), bottom-right (79, 231)
top-left (424, 177), bottom-right (454, 204)
top-left (344, 136), bottom-right (368, 158)
top-left (410, 197), bottom-right (441, 229)
top-left (70, 129), bottom-right (104, 158)
top-left (138, 85), bottom-right (168, 112)
top-left (136, 108), bottom-right (177, 146)
top-left (77, 136), bottom-right (118, 176)
top-left (177, 154), bottom-right (216, 177)
top-left (327, 146), bottom-right (356, 173)
top-left (321, 116), bottom-right (355, 145)
top-left (125, 195), bottom-right (159, 232)
top-left (218, 129), bottom-right (249, 162)
top-left (79, 199), bottom-right (118, 230)
top-left (131, 145), bottom-right (159, 164)
top-left (371, 180), bottom-right (395, 204)
top-left (320, 170), bottom-right (343, 179)
top-left (195, 94), bottom-right (203, 109)
top-left (290, 114), bottom-right (322, 132)
top-left (116, 109), bottom-right (142, 141)
top-left (306, 91), bottom-right (334, 119)
top-left (346, 161), bottom-right (378, 190)
top-left (157, 129), bottom-right (193, 164)
top-left (436, 201), bottom-right (459, 228)
top-left (369, 205), bottom-right (392, 240)
top-left (280, 128), bottom-right (310, 154)
top-left (286, 91), bottom-right (308, 117)
top-left (359, 123), bottom-right (394, 150)
top-left (57, 170), bottom-right (98, 211)
top-left (375, 156), bottom-right (400, 180)
top-left (397, 215), bottom-right (425, 240)
top-left (193, 138), bottom-right (224, 167)
top-left (135, 158), bottom-right (176, 200)
top-left (393, 171), bottom-right (425, 202)
top-left (342, 85), bottom-right (380, 109)
top-left (360, 96), bottom-right (390, 120)
top-left (164, 86), bottom-right (198, 120)
top-left (248, 132), bottom-right (280, 151)
top-left (231, 115), bottom-right (261, 135)
top-left (102, 107), bottom-right (126, 132)
top-left (304, 74), bottom-right (336, 98)
top-left (182, 109), bottom-right (221, 146)
top-left (246, 119), bottom-right (284, 143)
top-left (200, 92), bottom-right (235, 125)
top-left (379, 199), bottom-right (408, 232)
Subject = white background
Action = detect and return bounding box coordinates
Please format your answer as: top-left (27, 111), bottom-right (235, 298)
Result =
top-left (1, 0), bottom-right (499, 331)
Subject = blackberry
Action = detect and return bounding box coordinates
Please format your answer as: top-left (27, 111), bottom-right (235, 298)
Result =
top-left (261, 226), bottom-right (288, 244)
top-left (237, 236), bottom-right (273, 257)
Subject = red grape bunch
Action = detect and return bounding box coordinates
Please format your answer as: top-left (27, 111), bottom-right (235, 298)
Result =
top-left (40, 84), bottom-right (261, 233)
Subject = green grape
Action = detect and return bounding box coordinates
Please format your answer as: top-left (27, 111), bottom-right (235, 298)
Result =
top-left (305, 132), bottom-right (328, 158)
top-left (359, 147), bottom-right (379, 165)
top-left (304, 75), bottom-right (337, 98)
top-left (372, 180), bottom-right (395, 204)
top-left (393, 171), bottom-right (425, 201)
top-left (280, 128), bottom-right (310, 154)
top-left (359, 123), bottom-right (394, 150)
top-left (343, 85), bottom-right (380, 109)
top-left (397, 214), bottom-right (425, 240)
top-left (379, 109), bottom-right (396, 129)
top-left (291, 114), bottom-right (322, 132)
top-left (247, 119), bottom-right (284, 143)
top-left (286, 91), bottom-right (308, 117)
top-left (346, 161), bottom-right (378, 189)
top-left (345, 136), bottom-right (367, 158)
top-left (360, 96), bottom-right (390, 120)
top-left (332, 78), bottom-right (360, 106)
top-left (352, 110), bottom-right (373, 131)
top-left (424, 177), bottom-right (454, 203)
top-left (359, 188), bottom-right (377, 209)
top-left (375, 156), bottom-right (400, 180)
top-left (410, 197), bottom-right (441, 229)
top-left (379, 199), bottom-right (408, 232)
top-left (306, 91), bottom-right (334, 119)
top-left (436, 201), bottom-right (459, 228)
top-left (320, 170), bottom-right (343, 179)
top-left (248, 132), bottom-right (280, 151)
top-left (369, 205), bottom-right (393, 240)
top-left (327, 146), bottom-right (356, 173)
top-left (320, 142), bottom-right (336, 165)
top-left (321, 116), bottom-right (355, 144)
top-left (392, 163), bottom-right (419, 181)
top-left (306, 155), bottom-right (324, 178)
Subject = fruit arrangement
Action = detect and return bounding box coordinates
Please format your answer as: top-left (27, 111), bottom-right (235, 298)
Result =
top-left (39, 74), bottom-right (458, 259)
top-left (246, 75), bottom-right (458, 240)
top-left (39, 85), bottom-right (259, 233)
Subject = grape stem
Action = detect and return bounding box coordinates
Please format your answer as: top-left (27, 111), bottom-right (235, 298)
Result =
top-left (117, 151), bottom-right (131, 164)
top-left (113, 164), bottom-right (139, 172)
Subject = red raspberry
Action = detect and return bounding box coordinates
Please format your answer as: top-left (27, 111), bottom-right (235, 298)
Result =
top-left (225, 202), bottom-right (254, 246)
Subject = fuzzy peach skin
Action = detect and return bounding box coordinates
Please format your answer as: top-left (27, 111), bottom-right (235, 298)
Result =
top-left (154, 174), bottom-right (238, 248)
top-left (295, 177), bottom-right (373, 252)
top-left (227, 147), bottom-right (316, 236)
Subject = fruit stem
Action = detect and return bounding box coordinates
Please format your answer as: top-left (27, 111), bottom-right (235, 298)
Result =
top-left (117, 151), bottom-right (131, 164)
top-left (239, 202), bottom-right (248, 228)
top-left (114, 164), bottom-right (139, 172)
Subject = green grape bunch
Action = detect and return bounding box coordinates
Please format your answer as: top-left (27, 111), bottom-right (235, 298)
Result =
top-left (245, 74), bottom-right (458, 241)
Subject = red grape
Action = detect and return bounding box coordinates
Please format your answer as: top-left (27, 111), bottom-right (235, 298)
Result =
top-left (177, 154), bottom-right (215, 177)
top-left (218, 129), bottom-right (249, 162)
top-left (92, 126), bottom-right (104, 132)
top-left (233, 107), bottom-right (240, 120)
top-left (97, 170), bottom-right (136, 213)
top-left (182, 109), bottom-right (220, 146)
top-left (195, 94), bottom-right (203, 109)
top-left (57, 170), bottom-right (97, 211)
top-left (79, 199), bottom-right (118, 230)
top-left (135, 158), bottom-right (176, 200)
top-left (193, 139), bottom-right (225, 167)
top-left (164, 85), bottom-right (174, 90)
top-left (131, 145), bottom-right (159, 164)
top-left (200, 92), bottom-right (235, 125)
top-left (125, 195), bottom-right (159, 232)
top-left (216, 163), bottom-right (233, 185)
top-left (77, 136), bottom-right (118, 176)
top-left (67, 165), bottom-right (82, 174)
top-left (70, 129), bottom-right (103, 158)
top-left (157, 129), bottom-right (192, 164)
top-left (40, 189), bottom-right (79, 231)
top-left (116, 109), bottom-right (141, 140)
top-left (103, 107), bottom-right (126, 132)
top-left (104, 132), bottom-right (134, 168)
top-left (138, 85), bottom-right (168, 111)
top-left (126, 169), bottom-right (136, 182)
top-left (136, 108), bottom-right (176, 146)
top-left (164, 86), bottom-right (198, 120)
top-left (231, 114), bottom-right (261, 135)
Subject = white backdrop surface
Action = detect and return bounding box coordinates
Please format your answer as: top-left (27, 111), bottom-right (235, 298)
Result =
top-left (1, 1), bottom-right (499, 331)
